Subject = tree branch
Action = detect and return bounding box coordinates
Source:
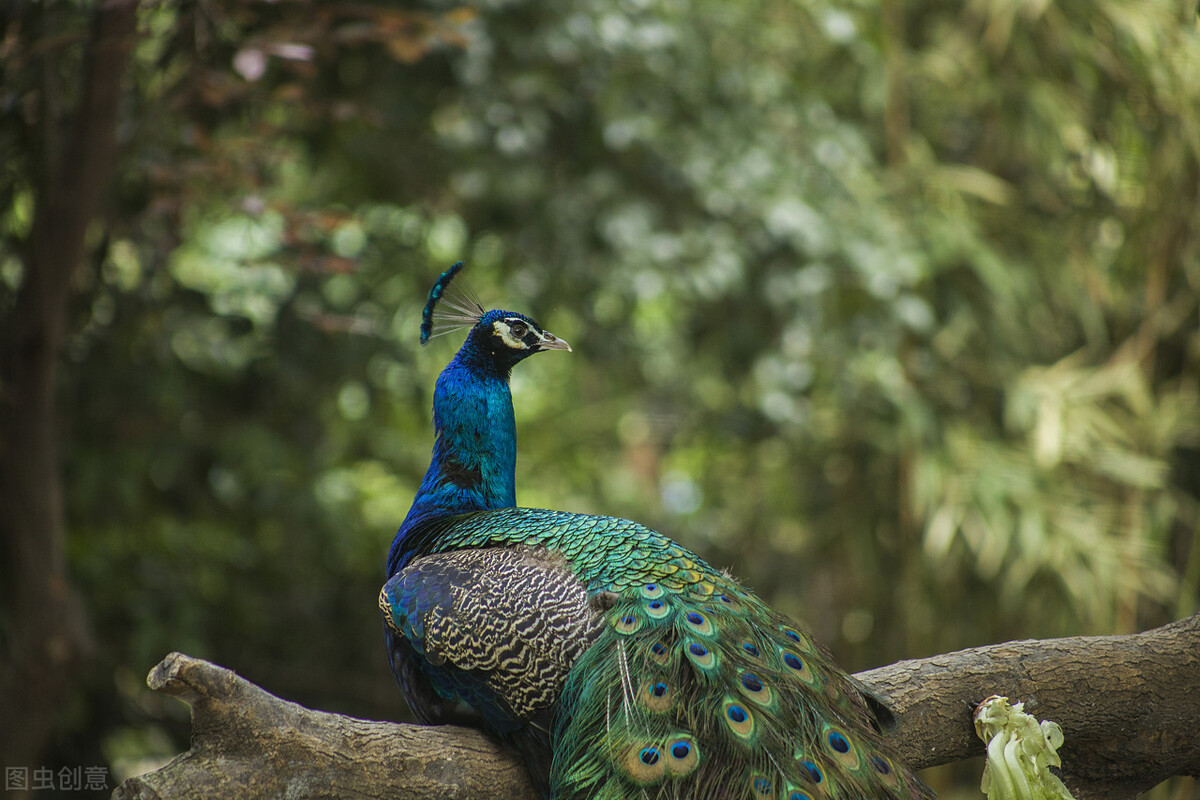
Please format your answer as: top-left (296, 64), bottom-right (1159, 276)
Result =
top-left (859, 613), bottom-right (1200, 797)
top-left (113, 615), bottom-right (1200, 800)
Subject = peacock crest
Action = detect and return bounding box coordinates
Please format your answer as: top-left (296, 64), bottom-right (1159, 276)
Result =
top-left (420, 261), bottom-right (486, 344)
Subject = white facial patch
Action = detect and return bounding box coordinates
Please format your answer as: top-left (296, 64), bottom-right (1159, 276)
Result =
top-left (493, 319), bottom-right (532, 350)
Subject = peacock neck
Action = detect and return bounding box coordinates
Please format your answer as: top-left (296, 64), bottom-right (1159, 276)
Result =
top-left (389, 347), bottom-right (517, 572)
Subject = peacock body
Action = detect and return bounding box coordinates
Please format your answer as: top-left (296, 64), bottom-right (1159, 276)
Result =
top-left (381, 264), bottom-right (932, 800)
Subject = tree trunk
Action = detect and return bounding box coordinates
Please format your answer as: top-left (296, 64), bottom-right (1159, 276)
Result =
top-left (113, 614), bottom-right (1200, 800)
top-left (0, 0), bottom-right (140, 769)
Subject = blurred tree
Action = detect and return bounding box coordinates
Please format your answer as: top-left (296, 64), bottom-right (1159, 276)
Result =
top-left (0, 0), bottom-right (139, 771)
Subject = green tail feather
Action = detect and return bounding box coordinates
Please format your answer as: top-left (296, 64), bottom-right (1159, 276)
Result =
top-left (549, 582), bottom-right (930, 800)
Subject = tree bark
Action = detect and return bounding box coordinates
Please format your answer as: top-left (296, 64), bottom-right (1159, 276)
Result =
top-left (113, 614), bottom-right (1200, 800)
top-left (858, 613), bottom-right (1200, 797)
top-left (0, 0), bottom-right (140, 769)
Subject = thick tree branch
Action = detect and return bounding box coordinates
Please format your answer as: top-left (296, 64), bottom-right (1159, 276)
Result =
top-left (114, 652), bottom-right (537, 800)
top-left (859, 613), bottom-right (1200, 797)
top-left (114, 615), bottom-right (1200, 800)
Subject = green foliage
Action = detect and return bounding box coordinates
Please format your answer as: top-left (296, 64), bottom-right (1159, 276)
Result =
top-left (2, 0), bottom-right (1198, 794)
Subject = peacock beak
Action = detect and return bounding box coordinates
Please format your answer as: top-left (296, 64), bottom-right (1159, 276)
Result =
top-left (538, 331), bottom-right (572, 352)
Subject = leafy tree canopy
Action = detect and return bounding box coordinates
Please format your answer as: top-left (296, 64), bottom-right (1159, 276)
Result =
top-left (1, 0), bottom-right (1197, 794)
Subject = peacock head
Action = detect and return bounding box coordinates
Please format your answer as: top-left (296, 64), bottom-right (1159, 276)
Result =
top-left (420, 262), bottom-right (570, 373)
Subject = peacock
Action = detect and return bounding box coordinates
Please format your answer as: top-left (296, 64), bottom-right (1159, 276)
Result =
top-left (381, 263), bottom-right (933, 800)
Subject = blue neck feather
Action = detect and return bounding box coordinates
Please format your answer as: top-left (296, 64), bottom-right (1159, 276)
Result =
top-left (388, 340), bottom-right (517, 574)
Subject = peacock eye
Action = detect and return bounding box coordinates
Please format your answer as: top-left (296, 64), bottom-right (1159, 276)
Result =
top-left (509, 321), bottom-right (528, 338)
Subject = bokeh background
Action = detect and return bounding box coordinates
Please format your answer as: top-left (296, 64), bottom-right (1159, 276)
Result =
top-left (2, 0), bottom-right (1199, 797)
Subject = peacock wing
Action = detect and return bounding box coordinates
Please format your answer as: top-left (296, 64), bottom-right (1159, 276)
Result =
top-left (380, 546), bottom-right (607, 728)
